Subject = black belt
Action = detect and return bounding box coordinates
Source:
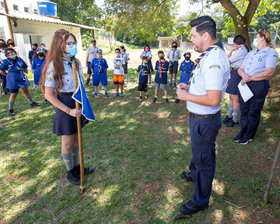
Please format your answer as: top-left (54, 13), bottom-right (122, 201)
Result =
top-left (60, 92), bottom-right (74, 96)
top-left (189, 110), bottom-right (220, 119)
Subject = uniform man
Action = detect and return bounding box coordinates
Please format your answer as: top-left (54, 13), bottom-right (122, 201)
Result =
top-left (167, 41), bottom-right (181, 87)
top-left (176, 16), bottom-right (230, 217)
top-left (86, 39), bottom-right (98, 85)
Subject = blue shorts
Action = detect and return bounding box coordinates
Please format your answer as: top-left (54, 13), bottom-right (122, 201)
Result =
top-left (92, 72), bottom-right (108, 86)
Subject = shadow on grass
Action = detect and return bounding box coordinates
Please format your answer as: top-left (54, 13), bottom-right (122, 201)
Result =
top-left (0, 68), bottom-right (279, 223)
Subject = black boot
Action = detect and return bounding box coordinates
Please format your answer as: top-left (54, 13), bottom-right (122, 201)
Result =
top-left (67, 168), bottom-right (81, 185)
top-left (74, 164), bottom-right (95, 175)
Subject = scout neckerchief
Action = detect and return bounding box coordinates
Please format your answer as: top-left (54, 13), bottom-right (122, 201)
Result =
top-left (98, 57), bottom-right (102, 73)
top-left (194, 41), bottom-right (224, 69)
top-left (159, 59), bottom-right (166, 79)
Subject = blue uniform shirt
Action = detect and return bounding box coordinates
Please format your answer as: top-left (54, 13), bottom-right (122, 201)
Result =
top-left (32, 57), bottom-right (46, 85)
top-left (167, 49), bottom-right (181, 61)
top-left (242, 46), bottom-right (278, 76)
top-left (28, 49), bottom-right (36, 60)
top-left (89, 58), bottom-right (108, 74)
top-left (155, 60), bottom-right (169, 84)
top-left (44, 58), bottom-right (84, 93)
top-left (0, 57), bottom-right (29, 89)
top-left (179, 60), bottom-right (195, 84)
top-left (229, 45), bottom-right (248, 69)
top-left (137, 64), bottom-right (151, 84)
top-left (140, 51), bottom-right (152, 59)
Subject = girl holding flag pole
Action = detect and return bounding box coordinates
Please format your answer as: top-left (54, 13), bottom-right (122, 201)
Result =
top-left (42, 29), bottom-right (94, 186)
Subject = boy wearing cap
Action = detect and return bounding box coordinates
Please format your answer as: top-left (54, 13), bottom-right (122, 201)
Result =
top-left (90, 49), bottom-right (109, 97)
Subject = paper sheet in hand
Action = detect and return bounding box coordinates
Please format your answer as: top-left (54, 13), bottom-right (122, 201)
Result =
top-left (238, 81), bottom-right (254, 102)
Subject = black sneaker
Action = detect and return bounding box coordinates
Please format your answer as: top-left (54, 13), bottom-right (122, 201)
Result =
top-left (30, 102), bottom-right (40, 107)
top-left (67, 169), bottom-right (81, 185)
top-left (178, 200), bottom-right (208, 217)
top-left (9, 109), bottom-right (15, 116)
top-left (175, 99), bottom-right (180, 103)
top-left (239, 138), bottom-right (249, 145)
top-left (165, 98), bottom-right (169, 104)
top-left (233, 133), bottom-right (243, 142)
top-left (181, 171), bottom-right (194, 182)
top-left (74, 164), bottom-right (95, 176)
top-left (223, 115), bottom-right (232, 124)
top-left (226, 120), bottom-right (239, 127)
top-left (152, 97), bottom-right (157, 104)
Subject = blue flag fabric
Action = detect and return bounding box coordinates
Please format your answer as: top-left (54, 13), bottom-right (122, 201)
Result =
top-left (72, 73), bottom-right (95, 121)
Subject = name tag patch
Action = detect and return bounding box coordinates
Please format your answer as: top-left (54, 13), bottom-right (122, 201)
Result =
top-left (209, 65), bottom-right (220, 69)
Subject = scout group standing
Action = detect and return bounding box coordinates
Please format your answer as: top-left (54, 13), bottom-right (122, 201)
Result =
top-left (0, 15), bottom-right (278, 219)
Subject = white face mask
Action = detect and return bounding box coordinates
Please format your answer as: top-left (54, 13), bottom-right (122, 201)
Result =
top-left (253, 38), bottom-right (258, 48)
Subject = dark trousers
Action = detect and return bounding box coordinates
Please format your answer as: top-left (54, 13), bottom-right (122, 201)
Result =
top-left (0, 74), bottom-right (9, 93)
top-left (189, 111), bottom-right (221, 206)
top-left (238, 80), bottom-right (269, 140)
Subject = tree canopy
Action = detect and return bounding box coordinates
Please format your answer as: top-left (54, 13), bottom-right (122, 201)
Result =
top-left (53, 0), bottom-right (280, 47)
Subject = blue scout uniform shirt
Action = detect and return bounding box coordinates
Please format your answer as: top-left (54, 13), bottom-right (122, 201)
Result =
top-left (140, 51), bottom-right (152, 59)
top-left (179, 60), bottom-right (195, 84)
top-left (121, 52), bottom-right (130, 61)
top-left (187, 46), bottom-right (230, 115)
top-left (32, 57), bottom-right (46, 84)
top-left (44, 58), bottom-right (84, 93)
top-left (167, 49), bottom-right (181, 61)
top-left (0, 57), bottom-right (29, 89)
top-left (229, 45), bottom-right (248, 69)
top-left (155, 60), bottom-right (169, 84)
top-left (89, 58), bottom-right (108, 74)
top-left (28, 49), bottom-right (36, 60)
top-left (137, 64), bottom-right (151, 84)
top-left (242, 46), bottom-right (278, 76)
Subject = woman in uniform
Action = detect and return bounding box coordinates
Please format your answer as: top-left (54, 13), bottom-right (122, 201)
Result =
top-left (42, 29), bottom-right (94, 185)
top-left (234, 29), bottom-right (278, 145)
top-left (223, 35), bottom-right (248, 127)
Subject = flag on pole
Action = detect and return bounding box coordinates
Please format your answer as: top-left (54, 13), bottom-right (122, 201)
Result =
top-left (72, 73), bottom-right (95, 121)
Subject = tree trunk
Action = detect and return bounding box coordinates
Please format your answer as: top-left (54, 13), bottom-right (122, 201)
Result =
top-left (233, 18), bottom-right (252, 50)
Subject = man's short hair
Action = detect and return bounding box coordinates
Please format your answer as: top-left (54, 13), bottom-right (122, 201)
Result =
top-left (190, 16), bottom-right (216, 39)
top-left (115, 48), bottom-right (120, 52)
top-left (32, 43), bottom-right (38, 47)
top-left (142, 56), bottom-right (148, 60)
top-left (158, 50), bottom-right (164, 55)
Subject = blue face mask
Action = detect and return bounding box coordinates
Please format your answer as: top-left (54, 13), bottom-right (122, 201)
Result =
top-left (66, 45), bottom-right (77, 57)
top-left (8, 54), bottom-right (17, 59)
top-left (185, 56), bottom-right (190, 61)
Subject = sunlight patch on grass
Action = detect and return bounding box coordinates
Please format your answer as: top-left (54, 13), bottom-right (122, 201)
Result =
top-left (212, 179), bottom-right (225, 196)
top-left (96, 184), bottom-right (120, 207)
top-left (214, 209), bottom-right (223, 223)
top-left (155, 110), bottom-right (171, 119)
top-left (229, 206), bottom-right (248, 223)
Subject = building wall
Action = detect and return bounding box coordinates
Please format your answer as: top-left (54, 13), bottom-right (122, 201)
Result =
top-left (0, 15), bottom-right (85, 68)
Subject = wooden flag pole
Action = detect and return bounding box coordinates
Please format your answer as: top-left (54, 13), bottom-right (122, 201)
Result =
top-left (72, 59), bottom-right (85, 194)
top-left (264, 140), bottom-right (280, 202)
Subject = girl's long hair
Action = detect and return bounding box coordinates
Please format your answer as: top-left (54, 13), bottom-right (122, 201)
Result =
top-left (233, 35), bottom-right (249, 51)
top-left (41, 29), bottom-right (79, 93)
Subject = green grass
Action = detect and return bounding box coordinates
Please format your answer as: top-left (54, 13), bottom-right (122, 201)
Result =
top-left (0, 68), bottom-right (280, 223)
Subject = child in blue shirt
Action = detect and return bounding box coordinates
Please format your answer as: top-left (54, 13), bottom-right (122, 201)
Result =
top-left (153, 50), bottom-right (169, 104)
top-left (90, 49), bottom-right (109, 97)
top-left (175, 52), bottom-right (195, 103)
top-left (0, 48), bottom-right (40, 116)
top-left (32, 47), bottom-right (46, 91)
top-left (137, 56), bottom-right (151, 101)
